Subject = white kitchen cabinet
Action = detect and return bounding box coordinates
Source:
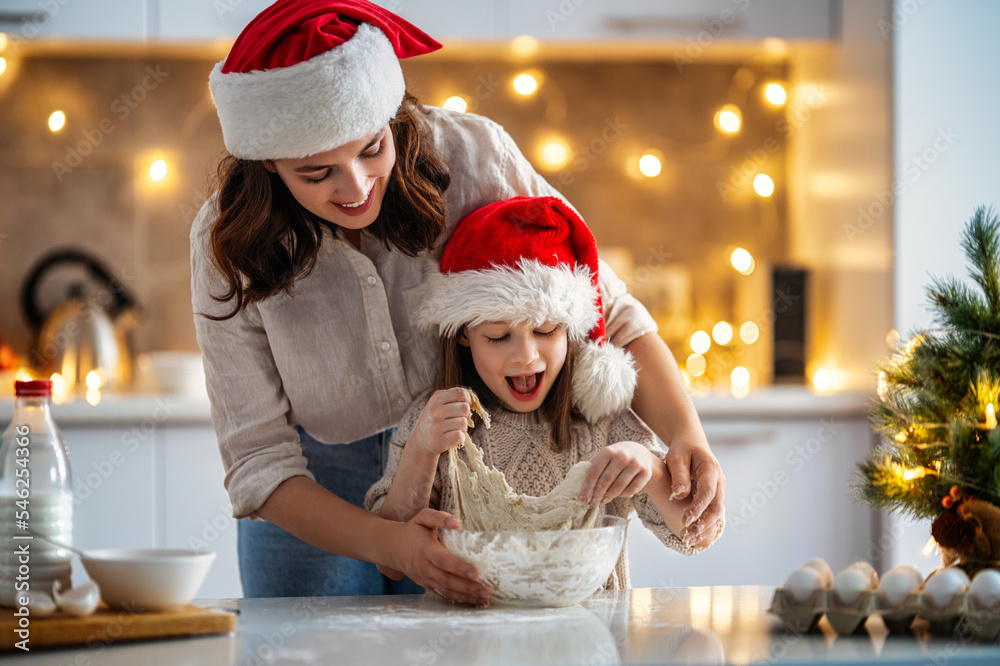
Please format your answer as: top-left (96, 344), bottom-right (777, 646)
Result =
top-left (160, 426), bottom-right (241, 600)
top-left (1, 0), bottom-right (833, 44)
top-left (507, 0), bottom-right (833, 42)
top-left (0, 0), bottom-right (148, 41)
top-left (627, 410), bottom-right (880, 588)
top-left (157, 0), bottom-right (271, 42)
top-left (55, 411), bottom-right (241, 598)
top-left (64, 426), bottom-right (156, 555)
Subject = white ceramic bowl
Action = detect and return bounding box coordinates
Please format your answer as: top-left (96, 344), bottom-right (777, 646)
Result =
top-left (441, 515), bottom-right (627, 607)
top-left (80, 549), bottom-right (216, 611)
top-left (137, 351), bottom-right (207, 395)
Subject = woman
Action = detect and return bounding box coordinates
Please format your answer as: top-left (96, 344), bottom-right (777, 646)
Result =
top-left (192, 0), bottom-right (725, 604)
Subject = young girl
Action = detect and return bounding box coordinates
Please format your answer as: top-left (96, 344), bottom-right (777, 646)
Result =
top-left (366, 196), bottom-right (723, 593)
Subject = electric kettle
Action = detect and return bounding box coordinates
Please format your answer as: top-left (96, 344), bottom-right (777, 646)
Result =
top-left (20, 249), bottom-right (141, 392)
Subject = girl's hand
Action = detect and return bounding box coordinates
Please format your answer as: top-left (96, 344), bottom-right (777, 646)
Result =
top-left (579, 441), bottom-right (658, 506)
top-left (408, 388), bottom-right (472, 457)
top-left (386, 508), bottom-right (492, 607)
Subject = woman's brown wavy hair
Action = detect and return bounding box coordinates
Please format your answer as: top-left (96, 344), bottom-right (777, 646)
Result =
top-left (435, 331), bottom-right (576, 453)
top-left (204, 93), bottom-right (450, 320)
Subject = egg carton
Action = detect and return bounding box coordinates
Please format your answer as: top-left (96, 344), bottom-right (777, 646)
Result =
top-left (769, 588), bottom-right (1000, 640)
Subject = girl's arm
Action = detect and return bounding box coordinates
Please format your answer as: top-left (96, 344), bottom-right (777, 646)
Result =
top-left (258, 476), bottom-right (490, 605)
top-left (374, 388), bottom-right (472, 522)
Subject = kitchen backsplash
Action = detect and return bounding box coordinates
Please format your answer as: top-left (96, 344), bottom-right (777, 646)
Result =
top-left (0, 50), bottom-right (787, 383)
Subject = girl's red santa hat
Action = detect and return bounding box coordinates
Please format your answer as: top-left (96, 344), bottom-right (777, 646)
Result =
top-left (420, 196), bottom-right (638, 423)
top-left (209, 0), bottom-right (440, 160)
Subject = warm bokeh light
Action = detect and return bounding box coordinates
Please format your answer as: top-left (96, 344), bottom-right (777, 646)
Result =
top-left (764, 82), bottom-right (787, 106)
top-left (812, 368), bottom-right (832, 391)
top-left (877, 370), bottom-right (888, 399)
top-left (86, 389), bottom-right (102, 406)
top-left (0, 58), bottom-right (7, 76)
top-left (730, 248), bottom-right (754, 274)
top-left (739, 321), bottom-right (759, 344)
top-left (690, 330), bottom-right (711, 355)
top-left (510, 35), bottom-right (539, 57)
top-left (0, 33), bottom-right (8, 51)
top-left (15, 368), bottom-right (34, 383)
top-left (731, 366), bottom-right (750, 388)
top-left (753, 173), bottom-right (775, 197)
top-left (712, 321), bottom-right (733, 345)
top-left (988, 403), bottom-right (998, 429)
top-left (541, 140), bottom-right (570, 168)
top-left (513, 73), bottom-right (538, 96)
top-left (48, 110), bottom-right (66, 132)
top-left (149, 159), bottom-right (168, 181)
top-left (50, 373), bottom-right (68, 401)
top-left (442, 96), bottom-right (467, 113)
top-left (85, 370), bottom-right (101, 391)
top-left (638, 154), bottom-right (662, 178)
top-left (686, 353), bottom-right (707, 377)
top-left (714, 104), bottom-right (741, 134)
top-left (886, 329), bottom-right (901, 349)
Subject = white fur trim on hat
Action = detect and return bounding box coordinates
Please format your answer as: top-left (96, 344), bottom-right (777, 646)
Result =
top-left (418, 259), bottom-right (600, 340)
top-left (571, 340), bottom-right (637, 422)
top-left (209, 23), bottom-right (404, 160)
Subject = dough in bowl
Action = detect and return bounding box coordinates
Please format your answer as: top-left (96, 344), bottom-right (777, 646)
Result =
top-left (447, 390), bottom-right (599, 531)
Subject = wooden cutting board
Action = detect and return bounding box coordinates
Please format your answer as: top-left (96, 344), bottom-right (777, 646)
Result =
top-left (0, 604), bottom-right (236, 650)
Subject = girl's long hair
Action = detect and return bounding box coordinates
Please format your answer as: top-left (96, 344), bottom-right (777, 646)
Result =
top-left (204, 93), bottom-right (450, 320)
top-left (435, 332), bottom-right (576, 453)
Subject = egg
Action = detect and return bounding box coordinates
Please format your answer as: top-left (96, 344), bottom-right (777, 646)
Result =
top-left (801, 558), bottom-right (834, 588)
top-left (846, 561), bottom-right (879, 589)
top-left (923, 567), bottom-right (970, 608)
top-left (878, 565), bottom-right (923, 607)
top-left (833, 568), bottom-right (871, 605)
top-left (785, 567), bottom-right (825, 603)
top-left (970, 569), bottom-right (1000, 609)
top-left (52, 579), bottom-right (101, 617)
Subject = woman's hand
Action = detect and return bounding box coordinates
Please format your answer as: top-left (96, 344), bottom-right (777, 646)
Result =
top-left (408, 388), bottom-right (472, 457)
top-left (579, 442), bottom-right (657, 505)
top-left (383, 508), bottom-right (492, 607)
top-left (664, 438), bottom-right (726, 543)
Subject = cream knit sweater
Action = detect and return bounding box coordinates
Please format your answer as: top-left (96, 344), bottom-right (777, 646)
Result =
top-left (366, 390), bottom-right (711, 590)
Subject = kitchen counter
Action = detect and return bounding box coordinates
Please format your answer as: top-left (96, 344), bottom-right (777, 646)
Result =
top-left (5, 587), bottom-right (1000, 665)
top-left (0, 386), bottom-right (874, 425)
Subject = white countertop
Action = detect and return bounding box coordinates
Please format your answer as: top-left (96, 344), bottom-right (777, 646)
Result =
top-left (0, 386), bottom-right (874, 426)
top-left (4, 587), bottom-right (999, 665)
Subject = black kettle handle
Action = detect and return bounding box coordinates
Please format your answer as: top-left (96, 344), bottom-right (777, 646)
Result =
top-left (21, 249), bottom-right (139, 331)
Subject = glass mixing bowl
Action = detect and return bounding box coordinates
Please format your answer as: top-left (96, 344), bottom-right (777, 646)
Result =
top-left (441, 514), bottom-right (627, 607)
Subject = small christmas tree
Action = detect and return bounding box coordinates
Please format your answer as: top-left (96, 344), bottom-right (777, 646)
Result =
top-left (856, 206), bottom-right (1000, 574)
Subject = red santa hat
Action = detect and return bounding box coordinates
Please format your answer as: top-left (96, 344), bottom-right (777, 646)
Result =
top-left (208, 0), bottom-right (441, 160)
top-left (419, 196), bottom-right (637, 423)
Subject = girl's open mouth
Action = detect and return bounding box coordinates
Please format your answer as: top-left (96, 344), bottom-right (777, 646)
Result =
top-left (505, 372), bottom-right (543, 402)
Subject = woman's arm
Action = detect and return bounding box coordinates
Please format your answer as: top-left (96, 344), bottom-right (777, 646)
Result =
top-left (626, 332), bottom-right (726, 546)
top-left (257, 477), bottom-right (491, 605)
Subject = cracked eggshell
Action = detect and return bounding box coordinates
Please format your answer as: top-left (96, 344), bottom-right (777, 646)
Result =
top-left (923, 567), bottom-right (970, 609)
top-left (878, 565), bottom-right (923, 607)
top-left (970, 569), bottom-right (1000, 608)
top-left (53, 579), bottom-right (101, 617)
top-left (832, 568), bottom-right (871, 605)
top-left (785, 567), bottom-right (825, 603)
top-left (801, 558), bottom-right (834, 588)
top-left (24, 590), bottom-right (57, 617)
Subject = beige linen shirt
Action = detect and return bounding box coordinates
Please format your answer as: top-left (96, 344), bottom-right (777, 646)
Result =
top-left (191, 106), bottom-right (658, 519)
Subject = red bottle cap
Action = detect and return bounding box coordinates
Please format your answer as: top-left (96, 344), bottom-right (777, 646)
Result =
top-left (14, 380), bottom-right (53, 397)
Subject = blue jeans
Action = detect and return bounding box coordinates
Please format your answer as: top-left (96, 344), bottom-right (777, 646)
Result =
top-left (238, 427), bottom-right (424, 598)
